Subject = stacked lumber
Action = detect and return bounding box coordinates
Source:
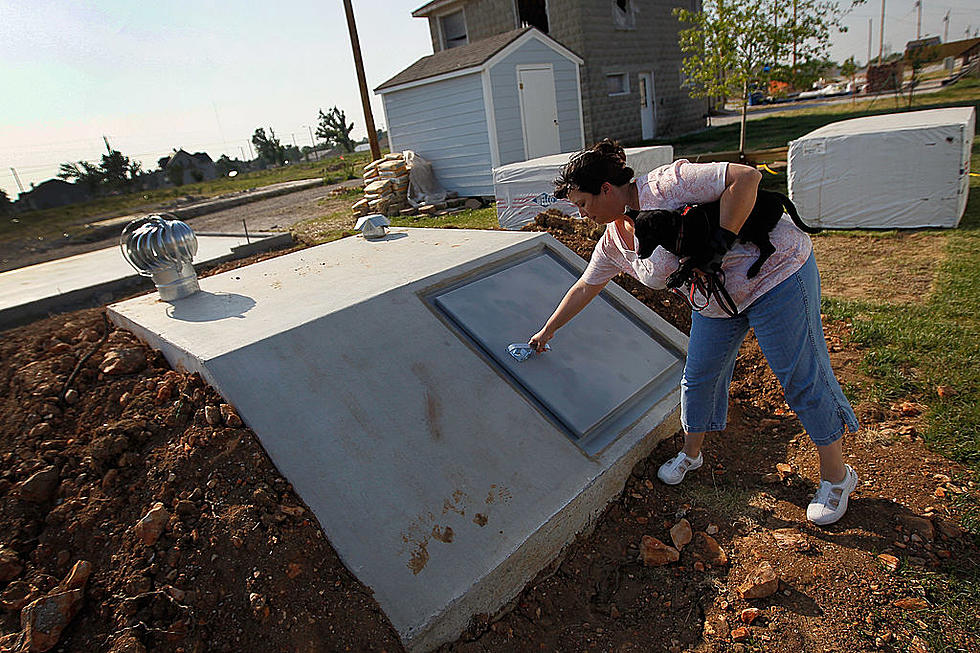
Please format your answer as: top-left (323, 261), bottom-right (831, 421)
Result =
top-left (352, 153), bottom-right (410, 219)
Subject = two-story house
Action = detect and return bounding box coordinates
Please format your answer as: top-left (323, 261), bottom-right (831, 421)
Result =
top-left (412, 0), bottom-right (705, 143)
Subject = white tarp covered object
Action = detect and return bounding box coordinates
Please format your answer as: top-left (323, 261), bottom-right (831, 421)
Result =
top-left (788, 107), bottom-right (975, 229)
top-left (494, 146), bottom-right (674, 230)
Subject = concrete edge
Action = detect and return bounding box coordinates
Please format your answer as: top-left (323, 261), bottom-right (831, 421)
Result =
top-left (406, 395), bottom-right (681, 652)
top-left (3, 233), bottom-right (294, 332)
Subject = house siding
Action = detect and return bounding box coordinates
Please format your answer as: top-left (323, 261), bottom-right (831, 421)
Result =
top-left (424, 0), bottom-right (706, 143)
top-left (488, 38), bottom-right (583, 165)
top-left (428, 0), bottom-right (516, 52)
top-left (382, 73), bottom-right (495, 196)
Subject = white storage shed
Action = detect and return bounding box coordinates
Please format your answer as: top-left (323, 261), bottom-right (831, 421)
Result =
top-left (493, 146), bottom-right (675, 229)
top-left (787, 107), bottom-right (975, 229)
top-left (375, 27), bottom-right (584, 198)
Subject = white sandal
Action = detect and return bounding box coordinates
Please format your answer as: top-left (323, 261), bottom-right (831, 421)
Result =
top-left (657, 451), bottom-right (703, 485)
top-left (806, 465), bottom-right (859, 526)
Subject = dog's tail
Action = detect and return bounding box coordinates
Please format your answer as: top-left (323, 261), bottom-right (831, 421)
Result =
top-left (773, 191), bottom-right (821, 234)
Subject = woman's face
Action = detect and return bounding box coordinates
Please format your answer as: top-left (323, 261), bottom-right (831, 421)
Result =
top-left (567, 184), bottom-right (626, 223)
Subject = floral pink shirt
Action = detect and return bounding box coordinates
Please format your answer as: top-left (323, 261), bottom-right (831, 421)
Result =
top-left (580, 160), bottom-right (813, 318)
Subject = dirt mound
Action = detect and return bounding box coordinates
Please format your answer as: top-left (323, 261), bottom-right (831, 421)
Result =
top-left (1, 226), bottom-right (976, 652)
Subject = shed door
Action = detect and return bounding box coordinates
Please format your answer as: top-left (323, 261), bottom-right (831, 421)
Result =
top-left (518, 66), bottom-right (561, 159)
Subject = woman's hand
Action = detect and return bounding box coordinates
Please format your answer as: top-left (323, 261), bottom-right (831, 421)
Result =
top-left (528, 328), bottom-right (554, 353)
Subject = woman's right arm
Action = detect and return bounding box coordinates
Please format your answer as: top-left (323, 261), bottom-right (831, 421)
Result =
top-left (529, 278), bottom-right (607, 352)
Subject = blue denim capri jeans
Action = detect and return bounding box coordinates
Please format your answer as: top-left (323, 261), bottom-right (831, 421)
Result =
top-left (680, 252), bottom-right (859, 446)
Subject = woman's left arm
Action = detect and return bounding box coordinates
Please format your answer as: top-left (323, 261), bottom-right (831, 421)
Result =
top-left (718, 163), bottom-right (763, 235)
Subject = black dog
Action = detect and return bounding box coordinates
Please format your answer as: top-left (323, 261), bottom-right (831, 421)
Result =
top-left (626, 190), bottom-right (820, 286)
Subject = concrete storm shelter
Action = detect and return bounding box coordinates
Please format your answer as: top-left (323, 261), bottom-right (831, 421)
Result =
top-left (109, 228), bottom-right (687, 651)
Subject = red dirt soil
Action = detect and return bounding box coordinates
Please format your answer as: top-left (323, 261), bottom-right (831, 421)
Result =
top-left (1, 215), bottom-right (975, 652)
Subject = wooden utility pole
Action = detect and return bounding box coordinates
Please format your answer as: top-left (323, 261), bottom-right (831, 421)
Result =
top-left (343, 0), bottom-right (381, 162)
top-left (943, 10), bottom-right (949, 42)
top-left (915, 0), bottom-right (922, 40)
top-left (868, 18), bottom-right (873, 65)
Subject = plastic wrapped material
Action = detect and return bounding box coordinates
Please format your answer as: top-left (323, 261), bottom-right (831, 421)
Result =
top-left (788, 107), bottom-right (975, 229)
top-left (404, 150), bottom-right (447, 207)
top-left (493, 146), bottom-right (674, 230)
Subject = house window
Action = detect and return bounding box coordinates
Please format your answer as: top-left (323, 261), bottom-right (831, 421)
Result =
top-left (516, 0), bottom-right (548, 33)
top-left (607, 73), bottom-right (630, 96)
top-left (612, 0), bottom-right (637, 30)
top-left (440, 10), bottom-right (467, 49)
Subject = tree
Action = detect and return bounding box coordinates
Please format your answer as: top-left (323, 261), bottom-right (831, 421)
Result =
top-left (675, 0), bottom-right (859, 157)
top-left (840, 55), bottom-right (858, 102)
top-left (58, 160), bottom-right (104, 194)
top-left (252, 127), bottom-right (286, 166)
top-left (316, 106), bottom-right (356, 153)
top-left (0, 188), bottom-right (11, 216)
top-left (100, 149), bottom-right (141, 190)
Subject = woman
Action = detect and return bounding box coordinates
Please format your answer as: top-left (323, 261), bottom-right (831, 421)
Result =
top-left (529, 140), bottom-right (860, 526)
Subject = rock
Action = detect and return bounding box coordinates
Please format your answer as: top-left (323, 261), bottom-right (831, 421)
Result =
top-left (29, 423), bottom-right (53, 439)
top-left (0, 581), bottom-right (36, 611)
top-left (771, 527), bottom-right (807, 550)
top-left (18, 467), bottom-right (60, 503)
top-left (134, 502), bottom-right (169, 546)
top-left (220, 404), bottom-right (243, 428)
top-left (464, 198), bottom-right (483, 210)
top-left (249, 592), bottom-right (270, 621)
top-left (670, 519), bottom-right (693, 551)
top-left (738, 561), bottom-right (779, 599)
top-left (934, 519), bottom-right (962, 540)
top-left (60, 560), bottom-right (92, 591)
top-left (175, 500), bottom-right (197, 518)
top-left (63, 389), bottom-right (79, 405)
top-left (740, 607), bottom-right (763, 624)
top-left (694, 532), bottom-right (728, 566)
top-left (897, 515), bottom-right (935, 541)
top-left (639, 535), bottom-right (680, 567)
top-left (775, 463), bottom-right (793, 480)
top-left (0, 547), bottom-right (23, 582)
top-left (703, 613), bottom-right (729, 639)
top-left (204, 405), bottom-right (221, 426)
top-left (893, 597), bottom-right (930, 611)
top-left (107, 634), bottom-right (147, 653)
top-left (100, 348), bottom-right (145, 375)
top-left (21, 589), bottom-right (86, 652)
top-left (877, 553), bottom-right (900, 572)
top-left (705, 524), bottom-right (719, 535)
top-left (731, 626), bottom-right (750, 642)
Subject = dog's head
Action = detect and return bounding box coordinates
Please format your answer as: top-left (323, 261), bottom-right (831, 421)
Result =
top-left (625, 208), bottom-right (680, 259)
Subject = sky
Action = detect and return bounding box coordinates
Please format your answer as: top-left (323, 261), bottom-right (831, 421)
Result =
top-left (1, 0), bottom-right (978, 198)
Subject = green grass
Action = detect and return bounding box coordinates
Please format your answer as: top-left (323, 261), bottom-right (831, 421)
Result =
top-left (642, 78), bottom-right (980, 156)
top-left (820, 144), bottom-right (980, 533)
top-left (3, 151), bottom-right (377, 244)
top-left (389, 205), bottom-right (498, 230)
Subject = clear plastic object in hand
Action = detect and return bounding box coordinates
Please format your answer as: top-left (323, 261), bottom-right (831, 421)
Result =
top-left (507, 343), bottom-right (550, 362)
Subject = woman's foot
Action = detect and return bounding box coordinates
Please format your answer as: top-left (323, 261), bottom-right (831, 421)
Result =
top-left (657, 451), bottom-right (703, 485)
top-left (806, 464), bottom-right (859, 526)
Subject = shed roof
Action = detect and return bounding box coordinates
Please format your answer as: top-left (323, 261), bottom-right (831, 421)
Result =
top-left (375, 28), bottom-right (532, 92)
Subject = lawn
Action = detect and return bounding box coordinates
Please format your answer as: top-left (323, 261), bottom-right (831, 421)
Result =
top-left (644, 78), bottom-right (980, 157)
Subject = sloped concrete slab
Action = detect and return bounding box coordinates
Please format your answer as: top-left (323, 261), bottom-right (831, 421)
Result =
top-left (0, 232), bottom-right (289, 330)
top-left (107, 228), bottom-right (687, 651)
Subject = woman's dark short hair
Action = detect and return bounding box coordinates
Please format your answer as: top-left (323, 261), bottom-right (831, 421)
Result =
top-left (554, 139), bottom-right (635, 198)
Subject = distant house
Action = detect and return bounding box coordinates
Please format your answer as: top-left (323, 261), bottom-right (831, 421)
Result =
top-left (904, 37), bottom-right (980, 67)
top-left (407, 0), bottom-right (707, 143)
top-left (20, 179), bottom-right (90, 211)
top-left (160, 150), bottom-right (217, 186)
